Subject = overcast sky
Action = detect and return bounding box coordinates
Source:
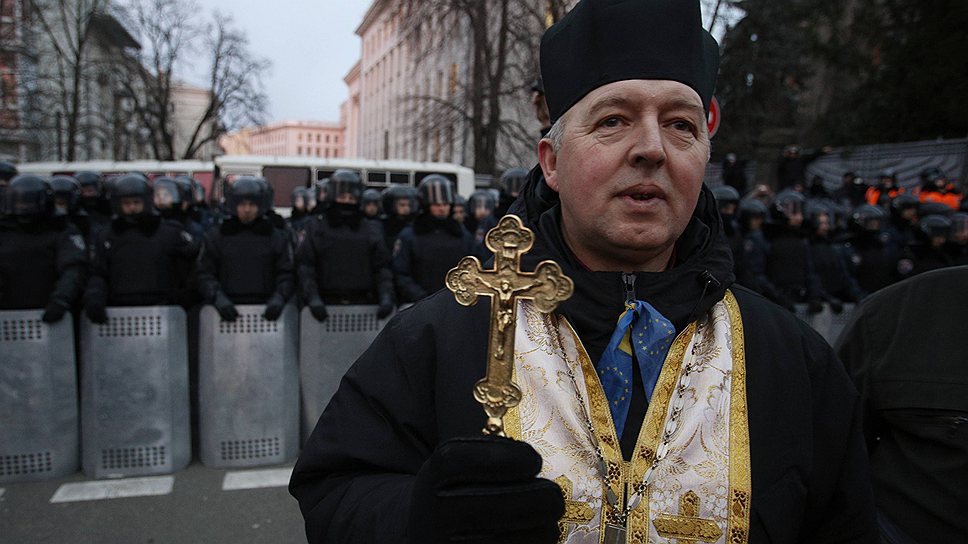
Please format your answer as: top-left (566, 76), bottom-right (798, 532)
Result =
top-left (192, 0), bottom-right (373, 124)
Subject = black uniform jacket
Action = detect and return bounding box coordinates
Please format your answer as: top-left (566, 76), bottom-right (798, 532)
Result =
top-left (290, 171), bottom-right (878, 544)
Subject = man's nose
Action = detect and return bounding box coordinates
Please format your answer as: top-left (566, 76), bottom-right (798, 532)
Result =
top-left (627, 119), bottom-right (666, 167)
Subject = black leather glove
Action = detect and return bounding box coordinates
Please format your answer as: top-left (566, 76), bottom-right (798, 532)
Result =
top-left (263, 294), bottom-right (285, 321)
top-left (85, 300), bottom-right (108, 324)
top-left (827, 296), bottom-right (844, 314)
top-left (409, 436), bottom-right (564, 544)
top-left (42, 301), bottom-right (68, 323)
top-left (807, 299), bottom-right (824, 314)
top-left (376, 294), bottom-right (394, 319)
top-left (213, 291), bottom-right (239, 321)
top-left (308, 295), bottom-right (328, 322)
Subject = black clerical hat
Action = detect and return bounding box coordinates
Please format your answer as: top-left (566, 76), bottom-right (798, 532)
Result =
top-left (540, 0), bottom-right (720, 122)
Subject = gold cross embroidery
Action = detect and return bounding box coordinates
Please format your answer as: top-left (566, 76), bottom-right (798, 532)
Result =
top-left (653, 490), bottom-right (723, 542)
top-left (445, 215), bottom-right (574, 436)
top-left (555, 476), bottom-right (594, 544)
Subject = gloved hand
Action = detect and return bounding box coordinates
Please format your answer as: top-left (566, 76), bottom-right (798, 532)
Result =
top-left (376, 294), bottom-right (394, 319)
top-left (308, 295), bottom-right (328, 322)
top-left (85, 300), bottom-right (108, 324)
top-left (827, 296), bottom-right (844, 314)
top-left (807, 299), bottom-right (824, 314)
top-left (42, 301), bottom-right (68, 323)
top-left (409, 436), bottom-right (564, 544)
top-left (213, 291), bottom-right (239, 321)
top-left (263, 293), bottom-right (285, 321)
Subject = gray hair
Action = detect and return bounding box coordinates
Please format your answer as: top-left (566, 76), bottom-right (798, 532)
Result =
top-left (545, 117), bottom-right (565, 153)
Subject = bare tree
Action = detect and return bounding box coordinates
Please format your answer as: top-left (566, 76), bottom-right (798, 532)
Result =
top-left (27, 0), bottom-right (109, 160)
top-left (399, 0), bottom-right (566, 176)
top-left (119, 0), bottom-right (269, 160)
top-left (180, 13), bottom-right (269, 159)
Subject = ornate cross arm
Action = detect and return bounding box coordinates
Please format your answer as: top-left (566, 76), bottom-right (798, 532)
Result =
top-left (445, 215), bottom-right (574, 436)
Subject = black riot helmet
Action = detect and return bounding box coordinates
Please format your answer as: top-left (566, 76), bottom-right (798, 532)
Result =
top-left (417, 174), bottom-right (455, 207)
top-left (226, 176), bottom-right (269, 220)
top-left (737, 198), bottom-right (767, 231)
top-left (328, 169), bottom-right (363, 204)
top-left (152, 176), bottom-right (184, 213)
top-left (0, 161), bottom-right (17, 182)
top-left (919, 214), bottom-right (952, 240)
top-left (382, 184), bottom-right (418, 218)
top-left (468, 189), bottom-right (496, 219)
top-left (890, 193), bottom-right (919, 219)
top-left (291, 186), bottom-right (309, 211)
top-left (498, 167), bottom-right (528, 197)
top-left (74, 171), bottom-right (103, 208)
top-left (111, 173), bottom-right (154, 220)
top-left (5, 174), bottom-right (52, 219)
top-left (172, 176), bottom-right (194, 210)
top-left (712, 185), bottom-right (740, 206)
top-left (50, 175), bottom-right (81, 216)
top-left (770, 190), bottom-right (806, 224)
top-left (850, 204), bottom-right (887, 233)
top-left (361, 188), bottom-right (382, 217)
top-left (190, 178), bottom-right (206, 205)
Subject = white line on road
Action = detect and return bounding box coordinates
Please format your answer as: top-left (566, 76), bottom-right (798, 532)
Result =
top-left (50, 476), bottom-right (174, 503)
top-left (222, 467), bottom-right (293, 491)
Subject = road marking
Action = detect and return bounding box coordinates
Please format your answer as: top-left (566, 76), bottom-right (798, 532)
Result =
top-left (222, 467), bottom-right (292, 491)
top-left (0, 488), bottom-right (5, 500)
top-left (50, 476), bottom-right (174, 503)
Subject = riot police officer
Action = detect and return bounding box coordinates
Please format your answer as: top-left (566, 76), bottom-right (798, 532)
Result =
top-left (465, 189), bottom-right (498, 248)
top-left (0, 175), bottom-right (87, 321)
top-left (494, 167), bottom-right (528, 219)
top-left (289, 186), bottom-right (312, 234)
top-left (361, 188), bottom-right (382, 220)
top-left (712, 185), bottom-right (742, 263)
top-left (764, 191), bottom-right (824, 313)
top-left (736, 198), bottom-right (787, 308)
top-left (393, 175), bottom-right (477, 303)
top-left (197, 176), bottom-right (293, 322)
top-left (83, 174), bottom-right (200, 323)
top-left (74, 171), bottom-right (112, 235)
top-left (807, 203), bottom-right (864, 309)
top-left (381, 184), bottom-right (417, 251)
top-left (844, 204), bottom-right (898, 294)
top-left (885, 193), bottom-right (919, 250)
top-left (297, 169), bottom-right (394, 321)
top-left (906, 215), bottom-right (953, 275)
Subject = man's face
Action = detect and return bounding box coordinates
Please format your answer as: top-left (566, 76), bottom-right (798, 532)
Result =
top-left (452, 205), bottom-right (466, 223)
top-left (815, 214), bottom-right (830, 237)
top-left (236, 200), bottom-right (259, 223)
top-left (429, 202), bottom-right (451, 219)
top-left (539, 79), bottom-right (709, 271)
top-left (80, 185), bottom-right (98, 198)
top-left (395, 198), bottom-right (411, 217)
top-left (363, 201), bottom-right (380, 217)
top-left (335, 192), bottom-right (358, 205)
top-left (120, 197), bottom-right (144, 216)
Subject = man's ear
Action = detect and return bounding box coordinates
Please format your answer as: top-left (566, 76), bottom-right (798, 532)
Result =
top-left (538, 139), bottom-right (560, 192)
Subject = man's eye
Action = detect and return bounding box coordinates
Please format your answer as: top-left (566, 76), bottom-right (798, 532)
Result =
top-left (671, 120), bottom-right (696, 133)
top-left (599, 116), bottom-right (622, 128)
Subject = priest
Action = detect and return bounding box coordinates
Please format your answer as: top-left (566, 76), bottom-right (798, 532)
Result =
top-left (290, 1), bottom-right (878, 542)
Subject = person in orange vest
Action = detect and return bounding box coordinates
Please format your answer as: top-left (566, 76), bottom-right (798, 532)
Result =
top-left (865, 169), bottom-right (900, 207)
top-left (918, 167), bottom-right (962, 210)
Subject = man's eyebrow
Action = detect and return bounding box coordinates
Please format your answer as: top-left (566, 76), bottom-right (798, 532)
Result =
top-left (664, 98), bottom-right (706, 121)
top-left (582, 95), bottom-right (636, 120)
top-left (581, 93), bottom-right (706, 121)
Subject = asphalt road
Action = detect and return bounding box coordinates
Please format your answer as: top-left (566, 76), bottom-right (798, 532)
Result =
top-left (0, 461), bottom-right (306, 544)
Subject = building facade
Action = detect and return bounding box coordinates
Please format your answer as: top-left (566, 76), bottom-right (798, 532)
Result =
top-left (221, 120), bottom-right (345, 158)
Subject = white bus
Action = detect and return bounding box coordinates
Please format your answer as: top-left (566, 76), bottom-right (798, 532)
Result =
top-left (213, 156), bottom-right (476, 207)
top-left (18, 156), bottom-right (477, 209)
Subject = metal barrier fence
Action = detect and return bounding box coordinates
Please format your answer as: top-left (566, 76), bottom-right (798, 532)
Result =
top-left (793, 303), bottom-right (856, 346)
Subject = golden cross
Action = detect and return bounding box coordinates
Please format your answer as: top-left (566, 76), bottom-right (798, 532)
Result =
top-left (445, 215), bottom-right (574, 436)
top-left (653, 490), bottom-right (723, 542)
top-left (555, 476), bottom-right (595, 543)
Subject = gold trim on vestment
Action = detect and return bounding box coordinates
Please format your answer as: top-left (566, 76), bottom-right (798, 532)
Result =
top-left (724, 290), bottom-right (752, 542)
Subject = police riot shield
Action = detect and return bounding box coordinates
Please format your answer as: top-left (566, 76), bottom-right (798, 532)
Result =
top-left (0, 310), bottom-right (78, 483)
top-left (299, 305), bottom-right (389, 440)
top-left (809, 303), bottom-right (857, 346)
top-left (198, 304), bottom-right (299, 468)
top-left (80, 306), bottom-right (190, 479)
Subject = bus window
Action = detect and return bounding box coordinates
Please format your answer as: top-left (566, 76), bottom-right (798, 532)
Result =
top-left (367, 171), bottom-right (387, 185)
top-left (264, 166), bottom-right (311, 207)
top-left (389, 171), bottom-right (410, 185)
top-left (415, 172), bottom-right (457, 184)
top-left (316, 169), bottom-right (335, 181)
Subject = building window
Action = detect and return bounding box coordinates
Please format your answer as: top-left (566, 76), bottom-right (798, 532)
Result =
top-left (297, 146), bottom-right (302, 155)
top-left (316, 134), bottom-right (321, 143)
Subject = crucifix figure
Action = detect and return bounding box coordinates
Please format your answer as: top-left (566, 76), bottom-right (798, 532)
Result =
top-left (445, 214), bottom-right (574, 436)
top-left (653, 490), bottom-right (724, 542)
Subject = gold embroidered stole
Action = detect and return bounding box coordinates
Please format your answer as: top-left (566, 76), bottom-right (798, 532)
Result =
top-left (505, 291), bottom-right (751, 544)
